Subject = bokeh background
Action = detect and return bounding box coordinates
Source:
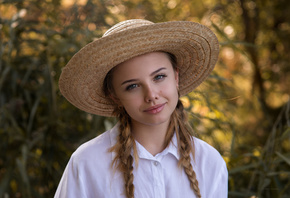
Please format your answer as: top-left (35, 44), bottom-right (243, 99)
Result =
top-left (0, 0), bottom-right (289, 197)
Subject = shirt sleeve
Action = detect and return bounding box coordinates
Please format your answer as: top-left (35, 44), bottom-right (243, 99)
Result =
top-left (54, 155), bottom-right (87, 198)
top-left (212, 160), bottom-right (228, 197)
top-left (193, 137), bottom-right (228, 198)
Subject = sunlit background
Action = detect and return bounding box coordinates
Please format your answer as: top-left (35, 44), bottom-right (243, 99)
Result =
top-left (0, 0), bottom-right (289, 197)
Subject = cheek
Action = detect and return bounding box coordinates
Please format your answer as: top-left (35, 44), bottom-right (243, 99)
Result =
top-left (171, 89), bottom-right (179, 104)
top-left (161, 80), bottom-right (178, 96)
top-left (120, 99), bottom-right (142, 118)
top-left (118, 94), bottom-right (142, 108)
top-left (165, 83), bottom-right (179, 105)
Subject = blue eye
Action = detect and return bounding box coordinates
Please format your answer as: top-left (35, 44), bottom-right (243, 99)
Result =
top-left (154, 74), bottom-right (167, 81)
top-left (126, 84), bottom-right (138, 91)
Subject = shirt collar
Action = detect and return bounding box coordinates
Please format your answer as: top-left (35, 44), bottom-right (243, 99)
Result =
top-left (109, 123), bottom-right (180, 161)
top-left (166, 133), bottom-right (180, 160)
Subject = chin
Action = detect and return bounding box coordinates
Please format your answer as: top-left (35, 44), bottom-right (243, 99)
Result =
top-left (139, 115), bottom-right (171, 127)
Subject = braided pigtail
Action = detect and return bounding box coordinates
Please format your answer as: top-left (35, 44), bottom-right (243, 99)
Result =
top-left (104, 65), bottom-right (137, 198)
top-left (109, 107), bottom-right (137, 198)
top-left (173, 100), bottom-right (201, 198)
top-left (165, 53), bottom-right (200, 196)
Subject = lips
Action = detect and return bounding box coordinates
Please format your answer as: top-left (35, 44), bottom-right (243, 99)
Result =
top-left (143, 103), bottom-right (166, 114)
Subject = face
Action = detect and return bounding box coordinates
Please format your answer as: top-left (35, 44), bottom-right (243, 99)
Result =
top-left (111, 52), bottom-right (179, 128)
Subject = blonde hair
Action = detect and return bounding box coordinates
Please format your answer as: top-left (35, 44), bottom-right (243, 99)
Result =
top-left (103, 52), bottom-right (201, 198)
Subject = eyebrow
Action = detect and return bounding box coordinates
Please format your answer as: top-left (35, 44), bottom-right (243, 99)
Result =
top-left (121, 67), bottom-right (167, 85)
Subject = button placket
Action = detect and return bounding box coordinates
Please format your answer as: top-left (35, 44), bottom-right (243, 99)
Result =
top-left (151, 160), bottom-right (165, 198)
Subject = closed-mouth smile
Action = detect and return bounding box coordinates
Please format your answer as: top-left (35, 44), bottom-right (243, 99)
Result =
top-left (143, 103), bottom-right (166, 114)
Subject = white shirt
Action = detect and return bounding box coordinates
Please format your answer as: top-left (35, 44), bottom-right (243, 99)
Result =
top-left (55, 124), bottom-right (228, 198)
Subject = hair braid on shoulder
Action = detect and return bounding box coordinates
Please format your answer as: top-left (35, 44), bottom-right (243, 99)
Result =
top-left (174, 100), bottom-right (201, 198)
top-left (109, 107), bottom-right (136, 198)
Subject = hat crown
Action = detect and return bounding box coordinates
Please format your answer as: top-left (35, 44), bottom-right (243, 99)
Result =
top-left (103, 19), bottom-right (154, 37)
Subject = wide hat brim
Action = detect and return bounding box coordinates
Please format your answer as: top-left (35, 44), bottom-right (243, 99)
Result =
top-left (59, 20), bottom-right (219, 117)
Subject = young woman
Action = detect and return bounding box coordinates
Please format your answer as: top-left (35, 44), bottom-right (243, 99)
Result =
top-left (55, 19), bottom-right (228, 198)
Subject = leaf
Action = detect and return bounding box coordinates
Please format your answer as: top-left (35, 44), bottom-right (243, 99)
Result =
top-left (0, 168), bottom-right (12, 197)
top-left (260, 178), bottom-right (271, 191)
top-left (276, 152), bottom-right (290, 166)
top-left (26, 94), bottom-right (41, 135)
top-left (281, 127), bottom-right (290, 140)
top-left (228, 162), bottom-right (260, 174)
top-left (211, 22), bottom-right (254, 63)
top-left (0, 66), bottom-right (11, 92)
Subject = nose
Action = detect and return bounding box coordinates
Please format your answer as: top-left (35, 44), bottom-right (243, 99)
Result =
top-left (144, 85), bottom-right (159, 103)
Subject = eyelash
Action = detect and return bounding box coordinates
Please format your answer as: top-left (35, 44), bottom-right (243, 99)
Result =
top-left (126, 84), bottom-right (139, 91)
top-left (154, 74), bottom-right (167, 81)
top-left (125, 74), bottom-right (168, 91)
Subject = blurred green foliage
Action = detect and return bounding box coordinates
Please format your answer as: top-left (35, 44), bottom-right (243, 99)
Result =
top-left (0, 0), bottom-right (289, 197)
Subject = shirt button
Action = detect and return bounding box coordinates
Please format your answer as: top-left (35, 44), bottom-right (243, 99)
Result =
top-left (154, 161), bottom-right (158, 166)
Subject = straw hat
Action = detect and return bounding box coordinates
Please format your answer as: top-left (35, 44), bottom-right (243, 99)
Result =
top-left (59, 19), bottom-right (219, 117)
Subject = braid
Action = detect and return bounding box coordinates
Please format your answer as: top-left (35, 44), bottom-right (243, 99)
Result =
top-left (109, 108), bottom-right (136, 198)
top-left (173, 100), bottom-right (202, 198)
top-left (105, 67), bottom-right (137, 198)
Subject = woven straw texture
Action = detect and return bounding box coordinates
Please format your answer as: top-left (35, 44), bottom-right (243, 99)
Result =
top-left (59, 19), bottom-right (219, 117)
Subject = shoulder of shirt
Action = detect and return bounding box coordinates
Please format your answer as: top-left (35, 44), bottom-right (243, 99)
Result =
top-left (69, 124), bottom-right (118, 164)
top-left (192, 137), bottom-right (226, 167)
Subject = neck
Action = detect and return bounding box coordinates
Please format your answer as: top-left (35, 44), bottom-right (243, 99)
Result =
top-left (131, 120), bottom-right (170, 156)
